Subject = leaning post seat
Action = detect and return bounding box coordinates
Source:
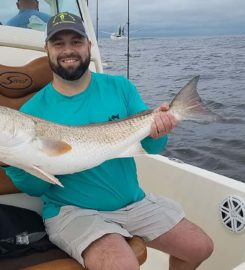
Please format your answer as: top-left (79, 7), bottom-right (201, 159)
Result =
top-left (0, 56), bottom-right (53, 109)
top-left (0, 57), bottom-right (147, 269)
top-left (0, 56), bottom-right (53, 195)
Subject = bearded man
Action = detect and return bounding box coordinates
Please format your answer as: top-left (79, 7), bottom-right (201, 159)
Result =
top-left (5, 12), bottom-right (213, 270)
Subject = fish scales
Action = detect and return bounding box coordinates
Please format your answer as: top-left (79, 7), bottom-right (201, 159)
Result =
top-left (33, 110), bottom-right (154, 145)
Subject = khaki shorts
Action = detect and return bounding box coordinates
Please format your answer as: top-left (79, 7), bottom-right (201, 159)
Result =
top-left (44, 193), bottom-right (185, 266)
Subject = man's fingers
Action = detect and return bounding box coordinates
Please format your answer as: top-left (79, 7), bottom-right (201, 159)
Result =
top-left (154, 103), bottom-right (169, 113)
top-left (150, 122), bottom-right (159, 138)
top-left (150, 112), bottom-right (177, 139)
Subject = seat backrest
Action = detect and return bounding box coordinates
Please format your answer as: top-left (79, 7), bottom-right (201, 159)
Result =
top-left (0, 56), bottom-right (53, 194)
top-left (0, 56), bottom-right (53, 109)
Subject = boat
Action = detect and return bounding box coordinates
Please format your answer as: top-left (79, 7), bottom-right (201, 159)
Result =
top-left (110, 25), bottom-right (127, 40)
top-left (0, 0), bottom-right (244, 269)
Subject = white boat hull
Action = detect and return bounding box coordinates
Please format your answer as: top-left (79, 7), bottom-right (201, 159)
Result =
top-left (110, 33), bottom-right (127, 40)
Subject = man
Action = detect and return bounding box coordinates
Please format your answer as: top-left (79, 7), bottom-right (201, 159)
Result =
top-left (6, 0), bottom-right (50, 30)
top-left (4, 12), bottom-right (213, 270)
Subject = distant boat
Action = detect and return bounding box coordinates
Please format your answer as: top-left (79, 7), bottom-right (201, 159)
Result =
top-left (110, 24), bottom-right (127, 40)
top-left (102, 24), bottom-right (140, 41)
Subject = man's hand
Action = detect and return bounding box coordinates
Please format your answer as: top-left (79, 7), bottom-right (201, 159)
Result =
top-left (150, 104), bottom-right (177, 139)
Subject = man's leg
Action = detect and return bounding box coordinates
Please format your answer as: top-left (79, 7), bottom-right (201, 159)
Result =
top-left (147, 218), bottom-right (214, 270)
top-left (83, 233), bottom-right (139, 270)
top-left (45, 206), bottom-right (137, 269)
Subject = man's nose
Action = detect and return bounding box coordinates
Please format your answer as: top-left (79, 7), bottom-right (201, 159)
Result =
top-left (62, 43), bottom-right (75, 53)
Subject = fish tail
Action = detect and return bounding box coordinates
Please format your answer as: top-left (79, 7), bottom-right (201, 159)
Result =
top-left (169, 76), bottom-right (221, 122)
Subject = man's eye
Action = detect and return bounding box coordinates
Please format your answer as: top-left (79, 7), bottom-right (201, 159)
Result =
top-left (73, 40), bottom-right (83, 45)
top-left (53, 42), bottom-right (63, 47)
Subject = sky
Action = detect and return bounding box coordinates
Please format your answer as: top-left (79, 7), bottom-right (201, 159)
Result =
top-left (88, 0), bottom-right (245, 37)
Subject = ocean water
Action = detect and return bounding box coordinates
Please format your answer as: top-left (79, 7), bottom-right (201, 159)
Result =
top-left (98, 35), bottom-right (245, 183)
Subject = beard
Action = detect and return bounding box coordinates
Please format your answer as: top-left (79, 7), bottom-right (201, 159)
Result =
top-left (48, 50), bottom-right (91, 81)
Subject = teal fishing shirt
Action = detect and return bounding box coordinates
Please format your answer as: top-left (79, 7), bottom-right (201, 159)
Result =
top-left (5, 72), bottom-right (168, 219)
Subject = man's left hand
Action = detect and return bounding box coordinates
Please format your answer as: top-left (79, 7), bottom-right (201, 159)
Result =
top-left (150, 104), bottom-right (177, 139)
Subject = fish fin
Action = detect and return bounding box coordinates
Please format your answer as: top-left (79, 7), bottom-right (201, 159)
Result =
top-left (24, 166), bottom-right (64, 187)
top-left (39, 138), bottom-right (72, 156)
top-left (118, 143), bottom-right (147, 158)
top-left (169, 76), bottom-right (221, 122)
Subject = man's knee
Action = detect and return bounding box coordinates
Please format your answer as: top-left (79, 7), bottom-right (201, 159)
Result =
top-left (108, 258), bottom-right (140, 270)
top-left (184, 228), bottom-right (214, 267)
top-left (148, 218), bottom-right (214, 266)
top-left (84, 233), bottom-right (140, 270)
top-left (194, 234), bottom-right (214, 263)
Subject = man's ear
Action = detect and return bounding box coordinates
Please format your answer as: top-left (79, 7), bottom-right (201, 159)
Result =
top-left (88, 40), bottom-right (92, 50)
top-left (44, 43), bottom-right (48, 52)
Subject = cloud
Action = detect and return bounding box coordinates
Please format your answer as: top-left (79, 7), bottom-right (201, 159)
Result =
top-left (89, 0), bottom-right (245, 36)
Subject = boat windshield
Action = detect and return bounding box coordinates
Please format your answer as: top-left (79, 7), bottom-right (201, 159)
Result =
top-left (0, 0), bottom-right (81, 32)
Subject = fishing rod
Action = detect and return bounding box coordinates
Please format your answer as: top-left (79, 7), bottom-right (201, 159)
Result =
top-left (127, 0), bottom-right (130, 79)
top-left (96, 0), bottom-right (99, 41)
top-left (86, 0), bottom-right (98, 41)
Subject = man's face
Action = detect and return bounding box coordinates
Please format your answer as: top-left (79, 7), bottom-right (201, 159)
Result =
top-left (17, 0), bottom-right (38, 10)
top-left (45, 31), bottom-right (91, 81)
